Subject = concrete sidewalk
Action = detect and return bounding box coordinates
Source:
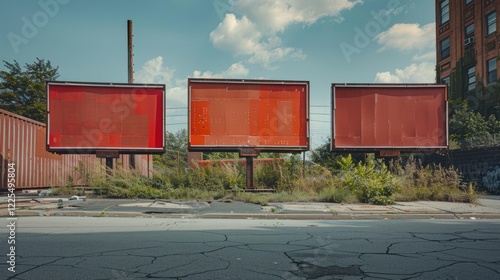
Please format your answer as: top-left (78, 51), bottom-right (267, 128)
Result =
top-left (1, 195), bottom-right (500, 219)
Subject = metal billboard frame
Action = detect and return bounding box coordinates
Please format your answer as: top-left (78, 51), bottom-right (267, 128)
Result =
top-left (188, 78), bottom-right (310, 153)
top-left (46, 81), bottom-right (166, 154)
top-left (331, 83), bottom-right (448, 154)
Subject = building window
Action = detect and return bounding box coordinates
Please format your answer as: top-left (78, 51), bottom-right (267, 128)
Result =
top-left (440, 0), bottom-right (449, 25)
top-left (464, 23), bottom-right (475, 47)
top-left (440, 37), bottom-right (450, 59)
top-left (465, 0), bottom-right (473, 5)
top-left (487, 58), bottom-right (497, 84)
top-left (486, 12), bottom-right (496, 36)
top-left (467, 66), bottom-right (476, 91)
top-left (465, 23), bottom-right (474, 37)
top-left (442, 76), bottom-right (450, 86)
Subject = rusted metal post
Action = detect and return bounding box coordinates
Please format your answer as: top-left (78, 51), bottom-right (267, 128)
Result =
top-left (245, 156), bottom-right (254, 190)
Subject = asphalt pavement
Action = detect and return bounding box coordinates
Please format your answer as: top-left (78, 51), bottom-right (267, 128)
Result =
top-left (1, 195), bottom-right (500, 219)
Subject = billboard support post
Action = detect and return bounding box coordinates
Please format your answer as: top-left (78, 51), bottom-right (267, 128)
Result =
top-left (245, 157), bottom-right (254, 190)
top-left (105, 158), bottom-right (113, 175)
top-left (96, 150), bottom-right (119, 175)
top-left (240, 148), bottom-right (259, 190)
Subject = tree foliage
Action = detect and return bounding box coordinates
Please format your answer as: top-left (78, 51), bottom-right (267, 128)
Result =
top-left (310, 137), bottom-right (366, 172)
top-left (0, 58), bottom-right (59, 123)
top-left (449, 102), bottom-right (500, 149)
top-left (153, 129), bottom-right (188, 169)
top-left (310, 137), bottom-right (337, 171)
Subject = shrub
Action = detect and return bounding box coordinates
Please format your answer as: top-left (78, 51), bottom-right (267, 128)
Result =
top-left (254, 160), bottom-right (281, 189)
top-left (338, 154), bottom-right (399, 205)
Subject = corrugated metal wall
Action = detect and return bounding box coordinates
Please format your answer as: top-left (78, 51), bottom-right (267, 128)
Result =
top-left (0, 109), bottom-right (152, 190)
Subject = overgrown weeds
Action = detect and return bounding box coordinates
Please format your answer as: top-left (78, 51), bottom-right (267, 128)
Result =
top-left (52, 154), bottom-right (476, 205)
top-left (390, 156), bottom-right (476, 203)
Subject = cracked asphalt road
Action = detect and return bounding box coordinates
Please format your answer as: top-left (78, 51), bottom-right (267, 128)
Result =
top-left (1, 217), bottom-right (499, 279)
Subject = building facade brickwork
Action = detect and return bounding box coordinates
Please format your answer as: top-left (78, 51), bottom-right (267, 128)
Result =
top-left (436, 0), bottom-right (499, 115)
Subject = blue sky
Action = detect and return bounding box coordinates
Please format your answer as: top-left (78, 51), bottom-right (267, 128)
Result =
top-left (0, 0), bottom-right (436, 149)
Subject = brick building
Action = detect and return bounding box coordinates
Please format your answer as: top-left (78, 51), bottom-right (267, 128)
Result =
top-left (436, 0), bottom-right (499, 116)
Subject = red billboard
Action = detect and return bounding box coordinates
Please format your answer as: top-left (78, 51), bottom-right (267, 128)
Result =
top-left (188, 79), bottom-right (309, 152)
top-left (332, 84), bottom-right (448, 151)
top-left (47, 81), bottom-right (165, 154)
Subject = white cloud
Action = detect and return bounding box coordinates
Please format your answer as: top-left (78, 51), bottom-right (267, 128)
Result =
top-left (192, 62), bottom-right (249, 78)
top-left (136, 57), bottom-right (251, 105)
top-left (375, 22), bottom-right (435, 52)
top-left (135, 56), bottom-right (174, 84)
top-left (166, 79), bottom-right (188, 106)
top-left (374, 61), bottom-right (435, 83)
top-left (210, 0), bottom-right (361, 67)
top-left (374, 21), bottom-right (436, 84)
top-left (231, 0), bottom-right (362, 33)
top-left (412, 51), bottom-right (435, 62)
top-left (209, 14), bottom-right (262, 56)
top-left (135, 56), bottom-right (186, 105)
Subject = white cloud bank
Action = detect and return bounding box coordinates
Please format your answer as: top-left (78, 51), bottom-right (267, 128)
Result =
top-left (192, 62), bottom-right (249, 78)
top-left (135, 57), bottom-right (250, 104)
top-left (374, 22), bottom-right (436, 83)
top-left (375, 22), bottom-right (435, 52)
top-left (210, 0), bottom-right (362, 67)
top-left (135, 56), bottom-right (174, 84)
top-left (375, 61), bottom-right (435, 83)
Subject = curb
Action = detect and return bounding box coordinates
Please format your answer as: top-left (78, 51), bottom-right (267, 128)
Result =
top-left (2, 210), bottom-right (500, 220)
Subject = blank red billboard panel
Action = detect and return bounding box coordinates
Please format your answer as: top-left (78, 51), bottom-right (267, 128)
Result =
top-left (332, 84), bottom-right (448, 150)
top-left (47, 82), bottom-right (165, 154)
top-left (188, 79), bottom-right (309, 151)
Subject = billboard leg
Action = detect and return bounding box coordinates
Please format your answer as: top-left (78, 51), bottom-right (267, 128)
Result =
top-left (245, 156), bottom-right (254, 190)
top-left (239, 148), bottom-right (259, 191)
top-left (105, 158), bottom-right (113, 175)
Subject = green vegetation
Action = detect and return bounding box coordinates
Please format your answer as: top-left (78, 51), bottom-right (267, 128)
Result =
top-left (449, 102), bottom-right (500, 149)
top-left (53, 133), bottom-right (476, 205)
top-left (0, 58), bottom-right (59, 123)
top-left (339, 154), bottom-right (399, 205)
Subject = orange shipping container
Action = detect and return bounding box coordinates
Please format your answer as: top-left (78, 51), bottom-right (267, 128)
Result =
top-left (1, 109), bottom-right (151, 191)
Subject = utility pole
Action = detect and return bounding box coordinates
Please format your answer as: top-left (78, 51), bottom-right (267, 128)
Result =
top-left (128, 19), bottom-right (136, 170)
top-left (128, 20), bottom-right (134, 84)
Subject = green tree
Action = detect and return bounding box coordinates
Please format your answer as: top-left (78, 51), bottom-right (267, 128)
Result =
top-left (310, 137), bottom-right (366, 172)
top-left (154, 129), bottom-right (188, 169)
top-left (0, 58), bottom-right (59, 123)
top-left (310, 137), bottom-right (337, 171)
top-left (449, 102), bottom-right (500, 149)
